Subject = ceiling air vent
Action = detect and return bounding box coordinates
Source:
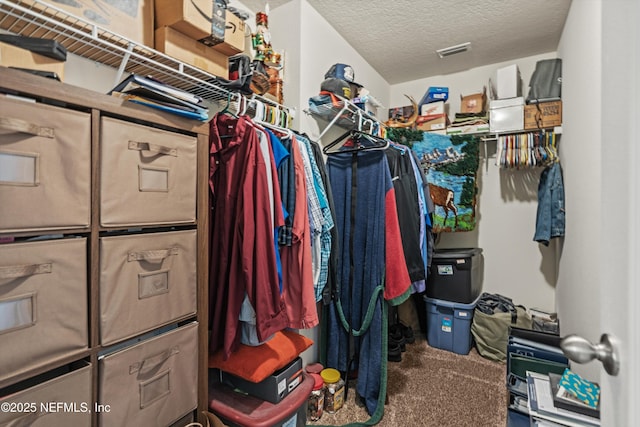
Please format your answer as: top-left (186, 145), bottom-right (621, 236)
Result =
top-left (436, 42), bottom-right (471, 58)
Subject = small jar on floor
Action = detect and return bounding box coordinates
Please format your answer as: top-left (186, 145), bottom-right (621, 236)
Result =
top-left (308, 373), bottom-right (325, 421)
top-left (321, 368), bottom-right (345, 413)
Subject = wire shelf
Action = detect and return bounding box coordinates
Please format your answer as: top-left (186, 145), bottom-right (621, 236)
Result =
top-left (0, 0), bottom-right (291, 113)
top-left (305, 94), bottom-right (384, 139)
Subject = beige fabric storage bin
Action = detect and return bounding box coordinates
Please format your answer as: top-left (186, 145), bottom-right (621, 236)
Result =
top-left (0, 362), bottom-right (92, 426)
top-left (99, 322), bottom-right (198, 427)
top-left (0, 97), bottom-right (91, 233)
top-left (99, 230), bottom-right (197, 345)
top-left (100, 117), bottom-right (197, 227)
top-left (0, 238), bottom-right (88, 383)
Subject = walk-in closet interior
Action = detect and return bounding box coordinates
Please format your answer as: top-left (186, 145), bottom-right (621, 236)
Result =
top-left (0, 0), bottom-right (638, 426)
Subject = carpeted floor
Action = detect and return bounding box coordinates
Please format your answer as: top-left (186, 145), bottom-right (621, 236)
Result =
top-left (309, 337), bottom-right (508, 427)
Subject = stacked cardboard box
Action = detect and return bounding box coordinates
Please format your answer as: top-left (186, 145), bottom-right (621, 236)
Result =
top-left (416, 87), bottom-right (449, 134)
top-left (416, 100), bottom-right (448, 134)
top-left (154, 0), bottom-right (247, 78)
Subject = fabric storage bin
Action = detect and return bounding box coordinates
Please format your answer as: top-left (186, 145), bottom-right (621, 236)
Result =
top-left (0, 238), bottom-right (88, 383)
top-left (100, 116), bottom-right (197, 227)
top-left (0, 362), bottom-right (92, 426)
top-left (99, 322), bottom-right (198, 427)
top-left (99, 229), bottom-right (197, 345)
top-left (0, 97), bottom-right (91, 233)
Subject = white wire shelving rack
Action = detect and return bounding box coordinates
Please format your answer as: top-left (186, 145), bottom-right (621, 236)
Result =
top-left (305, 94), bottom-right (385, 139)
top-left (0, 0), bottom-right (290, 114)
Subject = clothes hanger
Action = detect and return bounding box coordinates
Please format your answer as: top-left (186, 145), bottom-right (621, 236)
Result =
top-left (219, 92), bottom-right (235, 117)
top-left (220, 92), bottom-right (242, 118)
top-left (250, 99), bottom-right (294, 139)
top-left (239, 93), bottom-right (249, 116)
top-left (323, 128), bottom-right (389, 155)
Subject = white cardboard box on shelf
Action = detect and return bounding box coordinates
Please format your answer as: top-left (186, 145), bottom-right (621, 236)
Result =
top-left (490, 97), bottom-right (524, 133)
top-left (495, 64), bottom-right (522, 99)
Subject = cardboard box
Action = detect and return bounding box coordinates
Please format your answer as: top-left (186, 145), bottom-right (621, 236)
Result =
top-left (496, 64), bottom-right (522, 99)
top-left (19, 0), bottom-right (154, 47)
top-left (416, 114), bottom-right (447, 132)
top-left (420, 100), bottom-right (445, 117)
top-left (460, 87), bottom-right (487, 113)
top-left (419, 86), bottom-right (449, 105)
top-left (490, 97), bottom-right (524, 133)
top-left (0, 41), bottom-right (65, 79)
top-left (388, 104), bottom-right (415, 121)
top-left (524, 100), bottom-right (562, 130)
top-left (155, 26), bottom-right (228, 77)
top-left (446, 123), bottom-right (490, 135)
top-left (213, 12), bottom-right (245, 55)
top-left (155, 0), bottom-right (245, 55)
top-left (220, 357), bottom-right (304, 404)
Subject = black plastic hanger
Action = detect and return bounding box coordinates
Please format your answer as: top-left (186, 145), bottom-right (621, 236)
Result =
top-left (323, 129), bottom-right (389, 155)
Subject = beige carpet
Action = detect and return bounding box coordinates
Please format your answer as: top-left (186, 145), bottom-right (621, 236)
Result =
top-left (309, 337), bottom-right (507, 427)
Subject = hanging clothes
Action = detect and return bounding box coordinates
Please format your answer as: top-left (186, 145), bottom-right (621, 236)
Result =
top-left (296, 135), bottom-right (324, 291)
top-left (308, 138), bottom-right (340, 305)
top-left (238, 125), bottom-right (289, 346)
top-left (325, 148), bottom-right (411, 416)
top-left (534, 161), bottom-right (565, 246)
top-left (408, 149), bottom-right (435, 287)
top-left (276, 135), bottom-right (297, 247)
top-left (296, 133), bottom-right (335, 301)
top-left (385, 144), bottom-right (426, 285)
top-left (275, 133), bottom-right (318, 329)
top-left (208, 113), bottom-right (289, 359)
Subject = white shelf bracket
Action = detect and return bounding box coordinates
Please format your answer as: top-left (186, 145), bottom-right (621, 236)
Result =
top-left (114, 43), bottom-right (134, 86)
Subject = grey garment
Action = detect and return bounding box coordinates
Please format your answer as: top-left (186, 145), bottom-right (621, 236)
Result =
top-left (239, 294), bottom-right (273, 346)
top-left (534, 161), bottom-right (565, 246)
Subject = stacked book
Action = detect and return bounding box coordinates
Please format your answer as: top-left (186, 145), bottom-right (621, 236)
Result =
top-left (527, 370), bottom-right (600, 426)
top-left (506, 327), bottom-right (570, 427)
top-left (110, 74), bottom-right (209, 121)
top-left (549, 369), bottom-right (600, 419)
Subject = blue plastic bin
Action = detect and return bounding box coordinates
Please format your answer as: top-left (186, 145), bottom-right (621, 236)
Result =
top-left (424, 295), bottom-right (480, 355)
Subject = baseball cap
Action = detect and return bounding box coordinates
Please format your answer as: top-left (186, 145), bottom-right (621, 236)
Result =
top-left (320, 77), bottom-right (351, 99)
top-left (324, 63), bottom-right (362, 87)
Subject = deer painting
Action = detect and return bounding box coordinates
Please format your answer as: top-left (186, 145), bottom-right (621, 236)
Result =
top-left (428, 183), bottom-right (458, 228)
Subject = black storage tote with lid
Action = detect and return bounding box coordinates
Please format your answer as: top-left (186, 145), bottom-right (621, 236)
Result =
top-left (426, 248), bottom-right (484, 304)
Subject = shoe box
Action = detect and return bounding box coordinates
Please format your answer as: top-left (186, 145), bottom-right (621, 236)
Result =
top-left (219, 357), bottom-right (304, 404)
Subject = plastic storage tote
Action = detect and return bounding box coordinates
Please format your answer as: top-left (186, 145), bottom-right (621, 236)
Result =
top-left (425, 295), bottom-right (480, 355)
top-left (426, 248), bottom-right (483, 304)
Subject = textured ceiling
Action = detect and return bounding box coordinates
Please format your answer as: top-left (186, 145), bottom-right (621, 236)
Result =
top-left (239, 0), bottom-right (571, 84)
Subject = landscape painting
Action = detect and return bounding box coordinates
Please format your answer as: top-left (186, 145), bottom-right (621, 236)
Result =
top-left (411, 132), bottom-right (480, 232)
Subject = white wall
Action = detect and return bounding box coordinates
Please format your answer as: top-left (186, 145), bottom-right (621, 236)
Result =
top-left (264, 0), bottom-right (302, 128)
top-left (555, 0), bottom-right (602, 382)
top-left (390, 54), bottom-right (559, 312)
top-left (271, 0), bottom-right (389, 141)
